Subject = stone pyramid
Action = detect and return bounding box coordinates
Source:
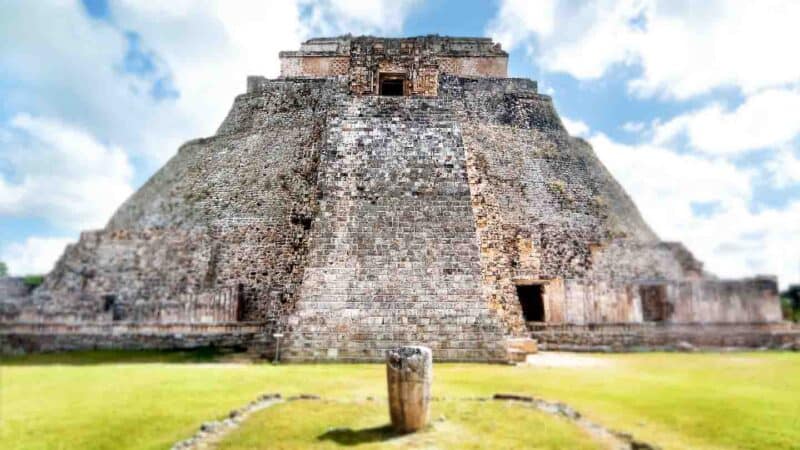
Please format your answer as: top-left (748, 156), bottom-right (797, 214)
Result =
top-left (4, 36), bottom-right (782, 360)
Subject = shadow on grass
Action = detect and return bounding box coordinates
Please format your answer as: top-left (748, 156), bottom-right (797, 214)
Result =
top-left (318, 424), bottom-right (405, 445)
top-left (0, 347), bottom-right (240, 366)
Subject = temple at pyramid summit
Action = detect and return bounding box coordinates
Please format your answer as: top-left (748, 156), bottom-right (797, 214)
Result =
top-left (1, 36), bottom-right (794, 360)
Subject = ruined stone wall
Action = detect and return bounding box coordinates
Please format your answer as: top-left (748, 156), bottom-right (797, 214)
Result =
top-left (283, 94), bottom-right (507, 362)
top-left (280, 56), bottom-right (349, 78)
top-left (30, 228), bottom-right (220, 322)
top-left (436, 57), bottom-right (507, 78)
top-left (0, 322), bottom-right (263, 355)
top-left (444, 77), bottom-right (651, 330)
top-left (675, 277), bottom-right (782, 323)
top-left (29, 79), bottom-right (348, 324)
top-left (564, 227), bottom-right (781, 325)
top-left (280, 36), bottom-right (508, 97)
top-left (563, 241), bottom-right (691, 325)
top-left (0, 278), bottom-right (30, 299)
top-left (348, 37), bottom-right (507, 97)
top-left (530, 322), bottom-right (799, 351)
top-left (439, 75), bottom-right (781, 327)
top-left (0, 278), bottom-right (33, 321)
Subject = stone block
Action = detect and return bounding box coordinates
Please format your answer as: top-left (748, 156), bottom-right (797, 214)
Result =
top-left (386, 346), bottom-right (432, 433)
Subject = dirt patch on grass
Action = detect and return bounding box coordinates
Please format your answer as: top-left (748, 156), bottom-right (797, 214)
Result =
top-left (525, 352), bottom-right (613, 368)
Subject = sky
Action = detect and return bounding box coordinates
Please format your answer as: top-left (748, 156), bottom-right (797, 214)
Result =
top-left (0, 0), bottom-right (798, 288)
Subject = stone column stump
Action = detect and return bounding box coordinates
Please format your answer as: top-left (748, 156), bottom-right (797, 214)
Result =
top-left (386, 346), bottom-right (432, 433)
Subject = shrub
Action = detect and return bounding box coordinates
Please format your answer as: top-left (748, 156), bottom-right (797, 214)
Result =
top-left (23, 275), bottom-right (45, 288)
top-left (781, 285), bottom-right (800, 323)
top-left (781, 297), bottom-right (793, 321)
top-left (547, 179), bottom-right (566, 195)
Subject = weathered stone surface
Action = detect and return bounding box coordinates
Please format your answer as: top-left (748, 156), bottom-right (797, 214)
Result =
top-left (529, 322), bottom-right (800, 351)
top-left (0, 322), bottom-right (267, 355)
top-left (0, 278), bottom-right (33, 321)
top-left (282, 93), bottom-right (506, 362)
top-left (279, 35), bottom-right (507, 96)
top-left (386, 346), bottom-right (432, 432)
top-left (506, 337), bottom-right (538, 362)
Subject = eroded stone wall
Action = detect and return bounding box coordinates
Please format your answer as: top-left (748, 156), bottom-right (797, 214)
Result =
top-left (436, 56), bottom-right (506, 78)
top-left (0, 322), bottom-right (265, 355)
top-left (445, 78), bottom-right (644, 330)
top-left (0, 278), bottom-right (33, 321)
top-left (27, 80), bottom-right (348, 324)
top-left (280, 36), bottom-right (508, 97)
top-left (280, 56), bottom-right (349, 78)
top-left (439, 75), bottom-right (781, 328)
top-left (530, 322), bottom-right (799, 351)
top-left (30, 228), bottom-right (220, 322)
top-left (283, 95), bottom-right (507, 361)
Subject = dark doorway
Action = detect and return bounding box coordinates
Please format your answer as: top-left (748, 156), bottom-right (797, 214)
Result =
top-left (640, 285), bottom-right (670, 322)
top-left (102, 294), bottom-right (123, 321)
top-left (379, 73), bottom-right (405, 96)
top-left (516, 285), bottom-right (545, 322)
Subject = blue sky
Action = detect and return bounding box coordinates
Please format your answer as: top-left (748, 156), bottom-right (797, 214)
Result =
top-left (1, 0), bottom-right (798, 287)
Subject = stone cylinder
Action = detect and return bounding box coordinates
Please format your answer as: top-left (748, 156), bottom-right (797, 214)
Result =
top-left (386, 346), bottom-right (432, 433)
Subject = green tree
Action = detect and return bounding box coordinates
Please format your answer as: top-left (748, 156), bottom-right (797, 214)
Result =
top-left (23, 275), bottom-right (45, 288)
top-left (0, 261), bottom-right (7, 277)
top-left (782, 285), bottom-right (800, 323)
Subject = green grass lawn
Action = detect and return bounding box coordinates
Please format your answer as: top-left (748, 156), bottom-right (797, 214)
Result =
top-left (1, 351), bottom-right (799, 450)
top-left (217, 399), bottom-right (602, 450)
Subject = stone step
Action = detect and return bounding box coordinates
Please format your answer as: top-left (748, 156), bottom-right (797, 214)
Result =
top-left (336, 117), bottom-right (454, 123)
top-left (336, 116), bottom-right (453, 121)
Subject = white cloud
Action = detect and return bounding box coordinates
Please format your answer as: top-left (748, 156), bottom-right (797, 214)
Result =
top-left (302, 0), bottom-right (421, 36)
top-left (1, 0), bottom-right (420, 171)
top-left (592, 132), bottom-right (751, 225)
top-left (488, 0), bottom-right (557, 51)
top-left (0, 114), bottom-right (134, 230)
top-left (652, 88), bottom-right (800, 155)
top-left (0, 237), bottom-right (75, 276)
top-left (488, 0), bottom-right (800, 100)
top-left (561, 116), bottom-right (590, 137)
top-left (0, 0), bottom-right (420, 276)
top-left (488, 0), bottom-right (646, 80)
top-left (591, 132), bottom-right (800, 288)
top-left (0, 1), bottom-right (186, 168)
top-left (99, 0), bottom-right (308, 166)
top-left (108, 0), bottom-right (420, 165)
top-left (765, 147), bottom-right (800, 188)
top-left (622, 121), bottom-right (645, 133)
top-left (489, 0), bottom-right (800, 287)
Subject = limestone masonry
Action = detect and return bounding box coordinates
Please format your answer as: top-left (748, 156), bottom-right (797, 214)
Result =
top-left (1, 36), bottom-right (794, 359)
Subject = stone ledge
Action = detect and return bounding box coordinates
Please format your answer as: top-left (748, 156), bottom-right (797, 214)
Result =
top-left (0, 321), bottom-right (264, 334)
top-left (529, 322), bottom-right (800, 351)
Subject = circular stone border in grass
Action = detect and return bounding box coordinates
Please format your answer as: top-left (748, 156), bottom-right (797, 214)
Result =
top-left (173, 393), bottom-right (659, 450)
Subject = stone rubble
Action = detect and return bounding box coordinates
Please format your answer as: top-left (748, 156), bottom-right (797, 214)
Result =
top-left (171, 393), bottom-right (282, 450)
top-left (493, 393), bottom-right (660, 450)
